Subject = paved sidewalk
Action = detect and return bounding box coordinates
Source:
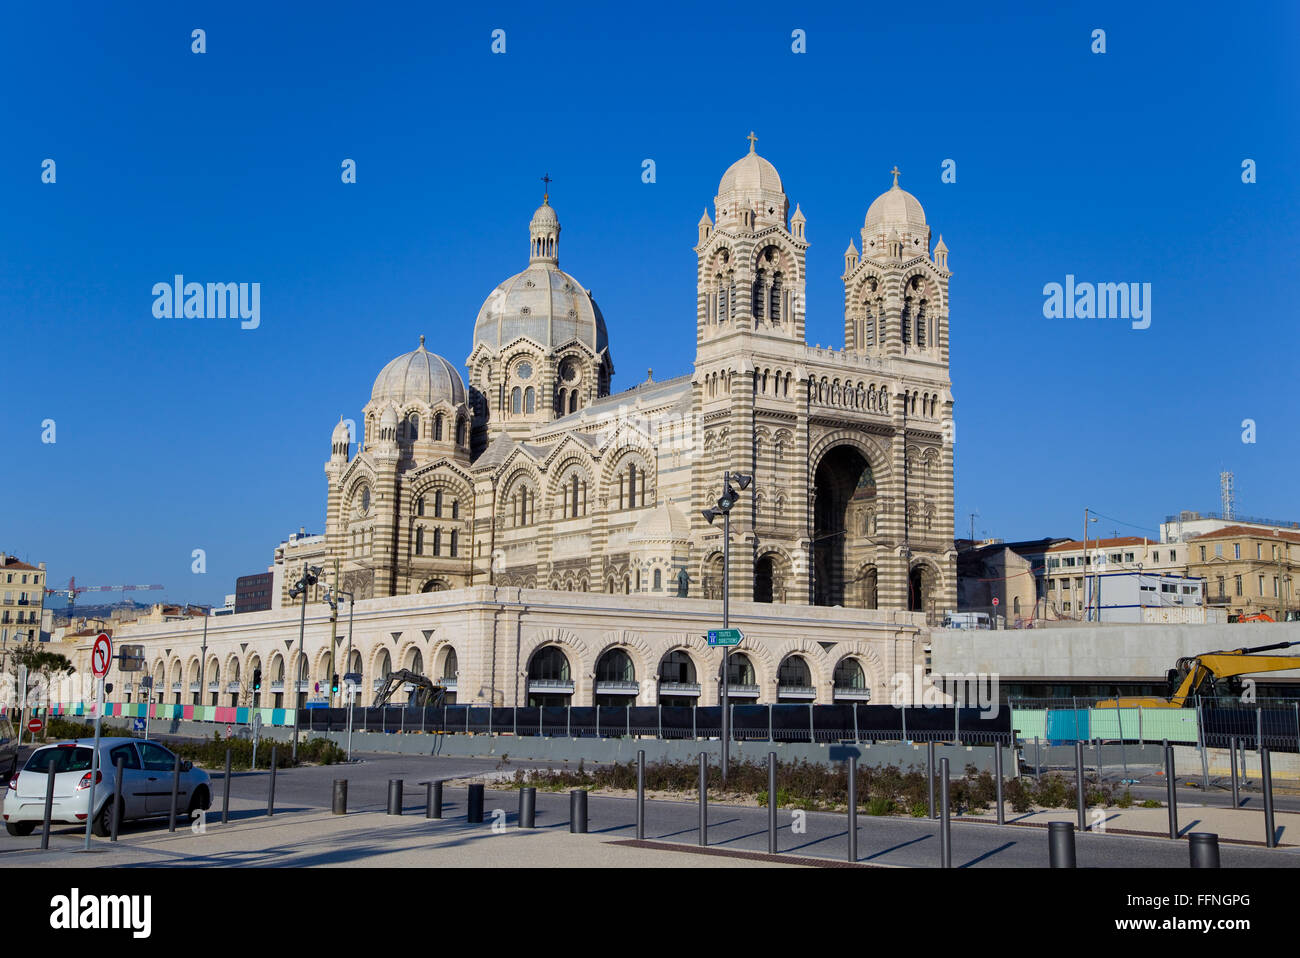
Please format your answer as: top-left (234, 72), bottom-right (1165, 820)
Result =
top-left (3, 807), bottom-right (799, 869)
top-left (998, 803), bottom-right (1295, 845)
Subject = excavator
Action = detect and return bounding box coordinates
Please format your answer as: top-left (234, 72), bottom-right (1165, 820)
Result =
top-left (1097, 640), bottom-right (1300, 709)
top-left (371, 669), bottom-right (447, 709)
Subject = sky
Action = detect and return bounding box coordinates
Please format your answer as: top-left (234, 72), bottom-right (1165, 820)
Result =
top-left (2, 0), bottom-right (1297, 608)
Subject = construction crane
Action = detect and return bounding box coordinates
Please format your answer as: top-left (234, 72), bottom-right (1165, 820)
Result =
top-left (44, 577), bottom-right (165, 617)
top-left (1097, 640), bottom-right (1300, 709)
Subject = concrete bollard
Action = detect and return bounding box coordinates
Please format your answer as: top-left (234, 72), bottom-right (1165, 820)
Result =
top-left (1164, 741), bottom-right (1177, 839)
top-left (267, 746), bottom-right (278, 818)
top-left (847, 754), bottom-right (858, 864)
top-left (768, 752), bottom-right (778, 855)
top-left (467, 783), bottom-right (484, 823)
top-left (698, 751), bottom-right (708, 846)
top-left (1048, 821), bottom-right (1076, 868)
top-left (386, 779), bottom-right (403, 815)
top-left (222, 748), bottom-right (232, 824)
top-left (429, 781), bottom-right (443, 819)
top-left (570, 789), bottom-right (588, 834)
top-left (939, 757), bottom-right (952, 869)
top-left (1262, 750), bottom-right (1276, 849)
top-left (111, 757), bottom-right (125, 842)
top-left (635, 749), bottom-right (646, 841)
top-left (40, 766), bottom-right (56, 850)
top-left (1189, 832), bottom-right (1220, 868)
top-left (168, 754), bottom-right (181, 833)
top-left (519, 787), bottom-right (536, 828)
top-left (332, 779), bottom-right (348, 815)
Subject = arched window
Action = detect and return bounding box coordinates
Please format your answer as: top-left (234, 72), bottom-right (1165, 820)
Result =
top-left (432, 528), bottom-right (441, 556)
top-left (415, 527), bottom-right (424, 555)
top-left (451, 499), bottom-right (459, 520)
top-left (778, 655), bottom-right (812, 691)
top-left (525, 387), bottom-right (535, 414)
top-left (659, 650), bottom-right (696, 685)
top-left (416, 496), bottom-right (425, 517)
top-left (557, 388), bottom-right (566, 415)
top-left (434, 490), bottom-right (443, 517)
top-left (407, 414), bottom-right (419, 440)
top-left (596, 649), bottom-right (635, 684)
top-left (528, 646), bottom-right (571, 682)
top-left (440, 648), bottom-right (458, 680)
top-left (511, 387), bottom-right (522, 415)
top-left (456, 418), bottom-right (466, 445)
top-left (834, 658), bottom-right (866, 690)
top-left (569, 390), bottom-right (578, 413)
top-left (449, 529), bottom-right (458, 557)
top-left (433, 414), bottom-right (443, 440)
top-left (727, 652), bottom-right (755, 686)
top-left (653, 569), bottom-right (662, 591)
top-left (770, 274), bottom-right (782, 322)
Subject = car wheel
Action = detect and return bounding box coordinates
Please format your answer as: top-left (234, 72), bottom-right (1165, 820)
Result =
top-left (91, 799), bottom-right (115, 838)
top-left (6, 821), bottom-right (37, 837)
top-left (187, 787), bottom-right (210, 819)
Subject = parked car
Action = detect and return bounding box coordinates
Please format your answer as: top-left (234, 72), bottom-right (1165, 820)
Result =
top-left (0, 719), bottom-right (16, 782)
top-left (2, 738), bottom-right (211, 837)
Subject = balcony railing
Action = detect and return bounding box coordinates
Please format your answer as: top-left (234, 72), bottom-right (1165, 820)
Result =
top-left (833, 686), bottom-right (872, 701)
top-left (528, 678), bottom-right (575, 692)
top-left (776, 684), bottom-right (817, 699)
top-left (726, 683), bottom-right (760, 696)
top-left (658, 682), bottom-right (701, 696)
top-left (594, 680), bottom-right (639, 694)
top-left (440, 677), bottom-right (457, 689)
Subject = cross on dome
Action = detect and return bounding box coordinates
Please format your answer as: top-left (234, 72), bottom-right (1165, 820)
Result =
top-left (541, 173), bottom-right (552, 203)
top-left (747, 131), bottom-right (758, 153)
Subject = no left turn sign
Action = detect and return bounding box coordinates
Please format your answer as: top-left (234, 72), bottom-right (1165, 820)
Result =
top-left (91, 633), bottom-right (113, 678)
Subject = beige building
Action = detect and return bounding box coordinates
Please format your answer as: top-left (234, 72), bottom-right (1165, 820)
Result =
top-left (1186, 525), bottom-right (1300, 620)
top-left (284, 139), bottom-right (957, 619)
top-left (1042, 536), bottom-right (1189, 620)
top-left (1, 553), bottom-right (46, 651)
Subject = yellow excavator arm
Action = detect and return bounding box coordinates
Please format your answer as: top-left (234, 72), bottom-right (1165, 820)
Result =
top-left (1098, 640), bottom-right (1300, 709)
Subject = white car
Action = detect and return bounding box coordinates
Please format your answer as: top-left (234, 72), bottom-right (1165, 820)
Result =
top-left (3, 738), bottom-right (212, 837)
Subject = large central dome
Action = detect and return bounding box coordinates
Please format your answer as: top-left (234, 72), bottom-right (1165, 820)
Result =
top-left (471, 199), bottom-right (609, 355)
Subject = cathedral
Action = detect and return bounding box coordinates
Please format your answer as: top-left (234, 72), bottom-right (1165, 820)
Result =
top-left (301, 137), bottom-right (957, 619)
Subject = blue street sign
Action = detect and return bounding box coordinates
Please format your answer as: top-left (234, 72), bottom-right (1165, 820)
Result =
top-left (707, 628), bottom-right (744, 647)
top-left (132, 718), bottom-right (146, 732)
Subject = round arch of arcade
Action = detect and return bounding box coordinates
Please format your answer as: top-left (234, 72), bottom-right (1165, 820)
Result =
top-left (585, 630), bottom-right (654, 705)
top-left (519, 628), bottom-right (588, 707)
top-left (765, 638), bottom-right (832, 703)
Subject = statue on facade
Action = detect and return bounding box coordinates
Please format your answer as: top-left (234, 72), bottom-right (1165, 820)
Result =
top-left (676, 567), bottom-right (690, 598)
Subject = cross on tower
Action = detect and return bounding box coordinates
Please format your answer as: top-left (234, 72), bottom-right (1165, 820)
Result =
top-left (890, 166), bottom-right (901, 187)
top-left (747, 131), bottom-right (758, 153)
top-left (541, 173), bottom-right (552, 202)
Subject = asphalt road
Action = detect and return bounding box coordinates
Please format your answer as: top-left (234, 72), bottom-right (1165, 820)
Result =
top-left (177, 751), bottom-right (1300, 867)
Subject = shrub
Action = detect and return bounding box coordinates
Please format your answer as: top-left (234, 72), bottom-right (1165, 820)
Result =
top-left (866, 796), bottom-right (894, 816)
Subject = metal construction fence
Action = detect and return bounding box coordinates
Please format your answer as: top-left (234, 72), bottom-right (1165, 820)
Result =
top-left (1009, 697), bottom-right (1300, 752)
top-left (296, 702), bottom-right (1014, 745)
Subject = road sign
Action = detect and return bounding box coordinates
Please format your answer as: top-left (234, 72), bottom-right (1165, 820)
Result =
top-left (132, 718), bottom-right (146, 732)
top-left (992, 597), bottom-right (999, 607)
top-left (118, 644), bottom-right (145, 672)
top-left (91, 633), bottom-right (113, 678)
top-left (707, 628), bottom-right (744, 647)
top-left (27, 718), bottom-right (43, 734)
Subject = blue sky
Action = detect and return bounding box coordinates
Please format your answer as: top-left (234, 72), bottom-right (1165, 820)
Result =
top-left (2, 0), bottom-right (1297, 607)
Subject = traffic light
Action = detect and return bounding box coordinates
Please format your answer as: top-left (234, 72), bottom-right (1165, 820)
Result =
top-left (253, 668), bottom-right (262, 691)
top-left (331, 674), bottom-right (340, 694)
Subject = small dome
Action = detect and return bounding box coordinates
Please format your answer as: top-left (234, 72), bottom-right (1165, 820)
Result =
top-left (331, 418), bottom-right (352, 444)
top-left (371, 337), bottom-right (467, 407)
top-left (629, 502), bottom-right (691, 544)
top-left (380, 405), bottom-right (398, 428)
top-left (530, 201), bottom-right (558, 229)
top-left (865, 172), bottom-right (927, 234)
top-left (718, 150), bottom-right (783, 195)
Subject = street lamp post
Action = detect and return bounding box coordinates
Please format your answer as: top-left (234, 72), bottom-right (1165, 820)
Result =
top-left (702, 470), bottom-right (752, 785)
top-left (288, 563), bottom-right (323, 762)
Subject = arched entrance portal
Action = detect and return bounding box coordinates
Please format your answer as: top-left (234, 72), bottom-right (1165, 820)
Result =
top-left (754, 555), bottom-right (773, 603)
top-left (909, 565), bottom-right (925, 612)
top-left (813, 446), bottom-right (874, 606)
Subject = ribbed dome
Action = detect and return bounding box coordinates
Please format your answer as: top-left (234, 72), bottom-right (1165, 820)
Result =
top-left (629, 502), bottom-right (690, 544)
top-left (718, 150), bottom-right (783, 195)
top-left (331, 418), bottom-right (352, 444)
top-left (865, 182), bottom-right (927, 233)
top-left (530, 201), bottom-right (558, 229)
top-left (473, 266), bottom-right (608, 354)
top-left (371, 338), bottom-right (467, 407)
